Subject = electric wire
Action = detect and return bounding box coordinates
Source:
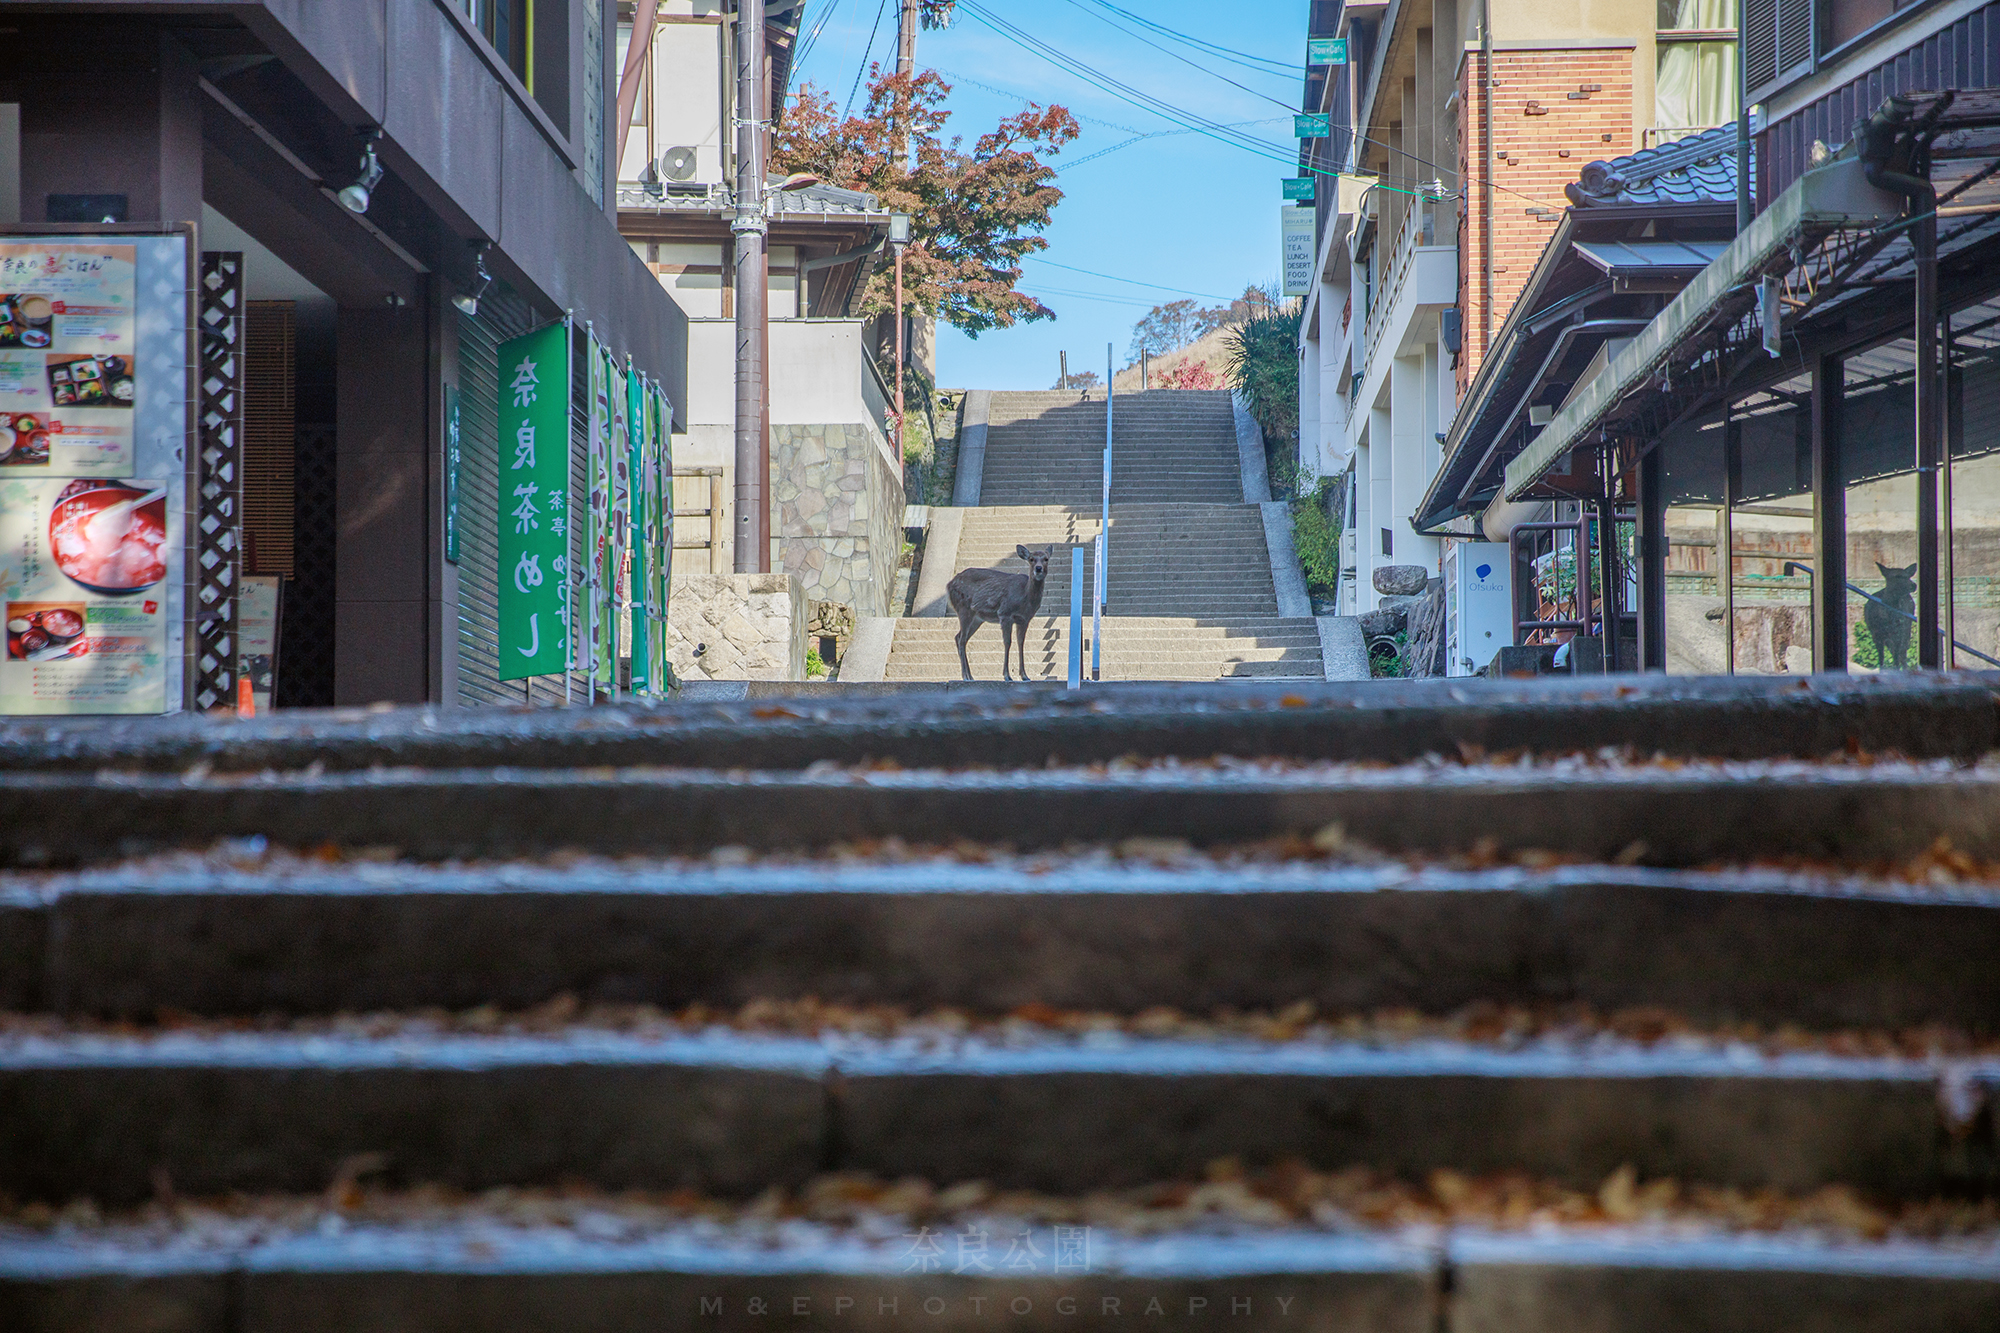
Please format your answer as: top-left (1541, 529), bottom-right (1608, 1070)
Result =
top-left (1080, 0), bottom-right (1297, 74)
top-left (954, 0), bottom-right (1563, 209)
top-left (1025, 257), bottom-right (1237, 301)
top-left (792, 0), bottom-right (846, 72)
top-left (1054, 0), bottom-right (1299, 112)
top-left (843, 0), bottom-right (892, 121)
top-left (1062, 117), bottom-right (1288, 168)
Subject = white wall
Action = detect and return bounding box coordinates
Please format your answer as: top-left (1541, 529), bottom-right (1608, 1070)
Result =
top-left (622, 1), bottom-right (729, 184)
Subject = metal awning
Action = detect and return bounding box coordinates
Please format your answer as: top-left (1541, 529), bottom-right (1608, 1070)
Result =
top-left (1571, 238), bottom-right (1728, 276)
top-left (1503, 158), bottom-right (1905, 500)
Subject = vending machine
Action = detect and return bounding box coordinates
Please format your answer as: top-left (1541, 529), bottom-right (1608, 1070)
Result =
top-left (1445, 540), bottom-right (1513, 677)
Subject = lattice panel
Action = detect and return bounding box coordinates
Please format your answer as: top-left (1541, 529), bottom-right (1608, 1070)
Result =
top-left (195, 253), bottom-right (245, 712)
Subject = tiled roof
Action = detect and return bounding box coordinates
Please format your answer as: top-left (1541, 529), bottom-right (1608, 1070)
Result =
top-left (1564, 124), bottom-right (1748, 208)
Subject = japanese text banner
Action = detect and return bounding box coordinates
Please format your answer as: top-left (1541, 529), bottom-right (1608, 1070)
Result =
top-left (497, 321), bottom-right (571, 680)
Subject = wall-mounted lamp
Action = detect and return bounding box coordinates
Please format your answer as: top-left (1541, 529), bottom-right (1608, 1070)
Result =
top-left (337, 129), bottom-right (385, 215)
top-left (452, 242), bottom-right (493, 317)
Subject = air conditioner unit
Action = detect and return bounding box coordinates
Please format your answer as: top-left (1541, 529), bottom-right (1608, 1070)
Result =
top-left (658, 146), bottom-right (699, 182)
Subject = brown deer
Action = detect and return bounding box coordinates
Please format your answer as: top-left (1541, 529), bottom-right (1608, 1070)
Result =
top-left (947, 544), bottom-right (1054, 682)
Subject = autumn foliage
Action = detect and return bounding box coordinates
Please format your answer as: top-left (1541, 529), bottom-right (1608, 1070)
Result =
top-left (772, 70), bottom-right (1078, 336)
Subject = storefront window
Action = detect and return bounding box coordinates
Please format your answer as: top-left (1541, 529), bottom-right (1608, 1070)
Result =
top-left (1730, 377), bottom-right (1815, 674)
top-left (1659, 411), bottom-right (1728, 672)
top-left (1656, 0), bottom-right (1738, 138)
top-left (1841, 340), bottom-right (1922, 672)
top-left (1949, 303), bottom-right (2000, 669)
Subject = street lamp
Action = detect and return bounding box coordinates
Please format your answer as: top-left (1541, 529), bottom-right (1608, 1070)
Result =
top-left (889, 213), bottom-right (912, 457)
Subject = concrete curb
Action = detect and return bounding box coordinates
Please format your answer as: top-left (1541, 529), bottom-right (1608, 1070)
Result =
top-left (910, 508), bottom-right (964, 616)
top-left (951, 391), bottom-right (991, 507)
top-left (842, 618), bottom-right (896, 683)
top-left (1318, 616), bottom-right (1369, 680)
top-left (1259, 502), bottom-right (1312, 618)
top-left (1232, 392), bottom-right (1272, 502)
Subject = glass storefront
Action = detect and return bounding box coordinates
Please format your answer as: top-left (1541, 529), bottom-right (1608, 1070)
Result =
top-left (1950, 302), bottom-right (2000, 668)
top-left (1730, 376), bottom-right (1815, 674)
top-left (1658, 410), bottom-right (1727, 672)
top-left (1839, 340), bottom-right (1923, 672)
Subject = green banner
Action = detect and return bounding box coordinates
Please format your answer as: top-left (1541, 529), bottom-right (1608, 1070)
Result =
top-left (1282, 176), bottom-right (1317, 201)
top-left (626, 361), bottom-right (647, 694)
top-left (1308, 36), bottom-right (1346, 64)
top-left (1294, 113), bottom-right (1330, 138)
top-left (653, 383), bottom-right (674, 693)
top-left (444, 382), bottom-right (461, 564)
top-left (585, 337), bottom-right (610, 691)
top-left (497, 320), bottom-right (571, 680)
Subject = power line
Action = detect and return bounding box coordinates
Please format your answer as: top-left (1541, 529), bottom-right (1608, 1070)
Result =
top-left (793, 0), bottom-right (847, 72)
top-left (929, 65), bottom-right (1148, 135)
top-left (1062, 117), bottom-right (1287, 168)
top-left (1080, 0), bottom-right (1295, 74)
top-left (1054, 0), bottom-right (1297, 112)
top-left (955, 0), bottom-right (1564, 211)
top-left (844, 0), bottom-right (892, 121)
top-left (1016, 284), bottom-right (1162, 308)
top-left (1026, 257), bottom-right (1236, 301)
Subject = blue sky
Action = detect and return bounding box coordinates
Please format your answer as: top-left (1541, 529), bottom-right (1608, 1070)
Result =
top-left (787, 0), bottom-right (1311, 390)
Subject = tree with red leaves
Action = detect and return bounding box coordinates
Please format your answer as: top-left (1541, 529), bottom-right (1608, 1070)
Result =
top-left (772, 69), bottom-right (1078, 336)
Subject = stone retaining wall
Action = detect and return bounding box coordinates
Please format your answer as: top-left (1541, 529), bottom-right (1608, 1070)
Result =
top-left (774, 423), bottom-right (906, 618)
top-left (667, 574), bottom-right (805, 682)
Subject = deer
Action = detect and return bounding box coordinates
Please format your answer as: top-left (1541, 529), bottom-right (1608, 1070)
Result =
top-left (1864, 561), bottom-right (1919, 669)
top-left (947, 544), bottom-right (1054, 682)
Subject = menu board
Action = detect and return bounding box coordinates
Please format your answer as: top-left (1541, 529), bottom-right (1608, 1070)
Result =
top-left (0, 476), bottom-right (170, 713)
top-left (238, 574), bottom-right (281, 712)
top-left (0, 244), bottom-right (138, 475)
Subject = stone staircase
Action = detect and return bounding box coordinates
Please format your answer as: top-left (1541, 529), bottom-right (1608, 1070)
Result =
top-left (0, 675), bottom-right (1998, 1330)
top-left (887, 389), bottom-right (1321, 681)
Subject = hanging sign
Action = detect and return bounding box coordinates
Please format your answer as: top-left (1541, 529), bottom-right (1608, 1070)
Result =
top-left (0, 243), bottom-right (139, 476)
top-left (1295, 114), bottom-right (1331, 138)
top-left (497, 320), bottom-right (572, 680)
top-left (653, 383), bottom-right (674, 693)
top-left (1283, 176), bottom-right (1317, 201)
top-left (1308, 37), bottom-right (1347, 65)
top-left (1282, 208), bottom-right (1317, 296)
top-left (628, 367), bottom-right (650, 695)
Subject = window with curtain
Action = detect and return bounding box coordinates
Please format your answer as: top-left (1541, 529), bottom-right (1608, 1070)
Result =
top-left (1657, 0), bottom-right (1739, 133)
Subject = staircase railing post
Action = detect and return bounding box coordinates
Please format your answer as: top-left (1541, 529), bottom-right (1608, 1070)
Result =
top-left (1096, 342), bottom-right (1111, 681)
top-left (1068, 544), bottom-right (1084, 690)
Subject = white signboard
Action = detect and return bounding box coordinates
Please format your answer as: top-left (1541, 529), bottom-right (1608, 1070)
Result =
top-left (1282, 208), bottom-right (1317, 297)
top-left (0, 243), bottom-right (139, 475)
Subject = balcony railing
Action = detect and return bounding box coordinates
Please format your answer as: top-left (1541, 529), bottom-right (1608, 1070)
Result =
top-left (1362, 197), bottom-right (1441, 364)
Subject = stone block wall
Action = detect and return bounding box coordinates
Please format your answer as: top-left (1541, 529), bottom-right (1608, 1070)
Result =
top-left (667, 573), bottom-right (805, 682)
top-left (774, 423), bottom-right (906, 618)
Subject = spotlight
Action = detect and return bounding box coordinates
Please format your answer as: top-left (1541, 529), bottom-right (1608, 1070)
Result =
top-left (452, 242), bottom-right (493, 317)
top-left (337, 129), bottom-right (384, 214)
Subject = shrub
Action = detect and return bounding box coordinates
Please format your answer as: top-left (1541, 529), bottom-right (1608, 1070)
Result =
top-left (805, 647), bottom-right (828, 679)
top-left (1224, 297), bottom-right (1303, 450)
top-left (1291, 476), bottom-right (1341, 599)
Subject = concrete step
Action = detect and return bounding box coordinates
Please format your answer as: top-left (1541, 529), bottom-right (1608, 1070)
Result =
top-left (0, 1024), bottom-right (1986, 1205)
top-left (7, 677), bottom-right (1995, 774)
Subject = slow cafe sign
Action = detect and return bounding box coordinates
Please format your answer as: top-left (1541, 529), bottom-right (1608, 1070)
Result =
top-left (497, 320), bottom-right (573, 680)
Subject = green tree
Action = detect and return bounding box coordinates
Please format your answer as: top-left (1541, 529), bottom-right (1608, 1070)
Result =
top-left (773, 70), bottom-right (1079, 336)
top-left (1224, 292), bottom-right (1303, 448)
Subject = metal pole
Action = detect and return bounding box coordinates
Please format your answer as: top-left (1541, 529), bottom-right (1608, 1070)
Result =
top-left (894, 245), bottom-right (906, 457)
top-left (1068, 545), bottom-right (1083, 690)
top-left (1916, 202), bottom-right (1941, 668)
top-left (1735, 1), bottom-right (1751, 233)
top-left (1059, 350), bottom-right (1068, 390)
top-left (1094, 341), bottom-right (1110, 681)
top-left (732, 0), bottom-right (770, 573)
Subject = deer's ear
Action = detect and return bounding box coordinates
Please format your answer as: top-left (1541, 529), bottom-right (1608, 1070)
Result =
top-left (1016, 544), bottom-right (1031, 560)
top-left (1878, 562), bottom-right (1895, 578)
top-left (1904, 563), bottom-right (1919, 577)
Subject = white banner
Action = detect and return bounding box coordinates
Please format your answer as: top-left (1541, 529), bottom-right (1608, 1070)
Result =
top-left (1282, 208), bottom-right (1316, 297)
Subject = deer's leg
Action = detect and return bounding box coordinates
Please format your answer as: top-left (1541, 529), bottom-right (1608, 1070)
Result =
top-left (1000, 616), bottom-right (1014, 682)
top-left (1016, 617), bottom-right (1032, 679)
top-left (955, 616), bottom-right (976, 681)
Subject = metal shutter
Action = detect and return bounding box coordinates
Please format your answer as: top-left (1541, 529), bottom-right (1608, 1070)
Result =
top-left (1746, 0), bottom-right (1778, 91)
top-left (1777, 0), bottom-right (1813, 78)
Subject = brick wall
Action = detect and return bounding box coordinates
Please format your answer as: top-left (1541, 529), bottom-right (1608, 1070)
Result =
top-left (1456, 47), bottom-right (1634, 397)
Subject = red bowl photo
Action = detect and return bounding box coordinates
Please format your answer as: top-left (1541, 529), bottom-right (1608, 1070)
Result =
top-left (48, 484), bottom-right (166, 594)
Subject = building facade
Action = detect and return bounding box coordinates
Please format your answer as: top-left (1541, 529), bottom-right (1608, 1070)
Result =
top-left (1297, 0), bottom-right (1739, 634)
top-left (0, 0), bottom-right (687, 713)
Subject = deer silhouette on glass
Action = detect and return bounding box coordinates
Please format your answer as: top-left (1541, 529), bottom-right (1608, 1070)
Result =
top-left (947, 544), bottom-right (1053, 682)
top-left (1864, 561), bottom-right (1918, 669)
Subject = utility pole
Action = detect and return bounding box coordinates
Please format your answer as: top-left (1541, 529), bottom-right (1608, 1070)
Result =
top-left (890, 215), bottom-right (910, 457)
top-left (733, 0), bottom-right (770, 573)
top-left (898, 0), bottom-right (918, 75)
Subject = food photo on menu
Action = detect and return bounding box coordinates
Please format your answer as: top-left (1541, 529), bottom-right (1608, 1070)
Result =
top-left (0, 292), bottom-right (56, 349)
top-left (46, 353), bottom-right (134, 408)
top-left (47, 479), bottom-right (167, 594)
top-left (6, 601), bottom-right (89, 662)
top-left (0, 413), bottom-right (53, 467)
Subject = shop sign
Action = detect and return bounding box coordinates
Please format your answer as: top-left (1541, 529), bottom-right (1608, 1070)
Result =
top-left (1282, 208), bottom-right (1317, 296)
top-left (1283, 177), bottom-right (1317, 201)
top-left (1308, 37), bottom-right (1347, 65)
top-left (497, 320), bottom-right (572, 680)
top-left (1295, 114), bottom-right (1331, 138)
